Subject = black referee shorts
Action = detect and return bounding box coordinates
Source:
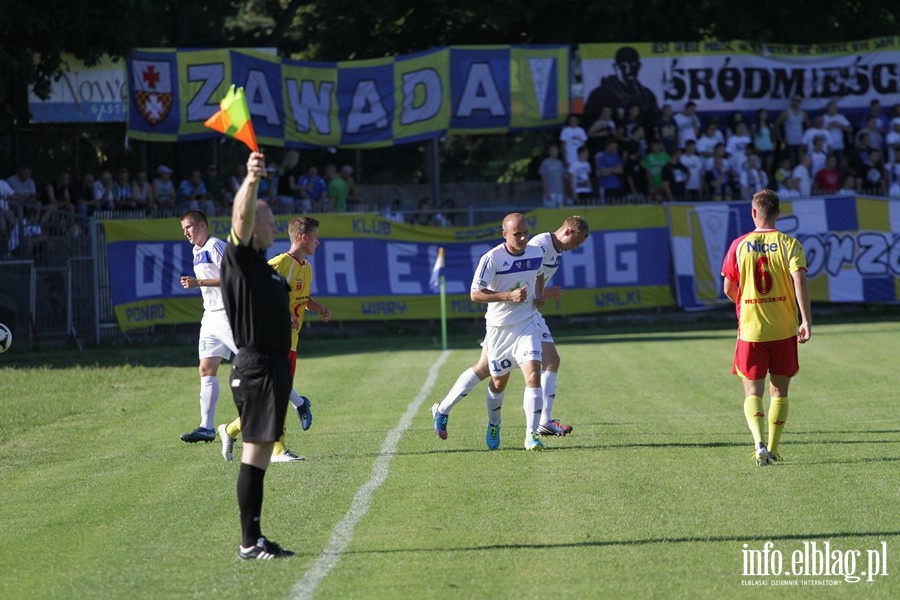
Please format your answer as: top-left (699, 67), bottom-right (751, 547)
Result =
top-left (230, 350), bottom-right (292, 443)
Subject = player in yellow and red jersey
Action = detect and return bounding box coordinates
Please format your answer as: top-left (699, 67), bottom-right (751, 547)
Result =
top-left (219, 216), bottom-right (331, 463)
top-left (721, 188), bottom-right (812, 466)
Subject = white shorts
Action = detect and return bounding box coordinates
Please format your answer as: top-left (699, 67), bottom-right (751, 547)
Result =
top-left (484, 314), bottom-right (543, 377)
top-left (480, 315), bottom-right (553, 348)
top-left (199, 310), bottom-right (237, 360)
top-left (537, 314), bottom-right (554, 344)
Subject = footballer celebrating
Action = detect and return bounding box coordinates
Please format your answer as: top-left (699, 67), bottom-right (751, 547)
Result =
top-left (431, 216), bottom-right (590, 443)
top-left (468, 213), bottom-right (548, 451)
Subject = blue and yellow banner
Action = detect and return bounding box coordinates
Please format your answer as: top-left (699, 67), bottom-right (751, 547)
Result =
top-left (126, 46), bottom-right (570, 148)
top-left (666, 196), bottom-right (900, 311)
top-left (103, 207), bottom-right (674, 331)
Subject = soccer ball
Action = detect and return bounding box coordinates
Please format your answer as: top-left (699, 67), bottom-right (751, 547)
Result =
top-left (0, 323), bottom-right (11, 353)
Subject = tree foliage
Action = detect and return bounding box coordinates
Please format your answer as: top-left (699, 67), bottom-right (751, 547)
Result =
top-left (3, 1), bottom-right (160, 100)
top-left (6, 0), bottom-right (899, 101)
top-left (3, 0), bottom-right (899, 179)
top-left (219, 0), bottom-right (899, 62)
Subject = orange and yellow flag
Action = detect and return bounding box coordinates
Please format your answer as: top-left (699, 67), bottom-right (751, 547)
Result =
top-left (203, 85), bottom-right (258, 151)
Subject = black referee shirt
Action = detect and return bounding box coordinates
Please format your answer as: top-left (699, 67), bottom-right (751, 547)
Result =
top-left (221, 235), bottom-right (291, 355)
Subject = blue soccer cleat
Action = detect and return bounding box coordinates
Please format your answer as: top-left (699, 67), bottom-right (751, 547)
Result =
top-left (296, 395), bottom-right (313, 431)
top-left (486, 422), bottom-right (501, 450)
top-left (430, 403), bottom-right (448, 440)
top-left (524, 432), bottom-right (545, 451)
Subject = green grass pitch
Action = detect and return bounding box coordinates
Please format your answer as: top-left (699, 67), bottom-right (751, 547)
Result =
top-left (1, 320), bottom-right (898, 598)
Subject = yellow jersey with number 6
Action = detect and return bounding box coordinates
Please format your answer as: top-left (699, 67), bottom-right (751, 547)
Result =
top-left (721, 228), bottom-right (807, 342)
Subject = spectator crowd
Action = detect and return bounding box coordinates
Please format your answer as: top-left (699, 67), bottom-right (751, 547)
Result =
top-left (0, 150), bottom-right (366, 262)
top-left (544, 98), bottom-right (900, 206)
top-left (4, 98), bottom-right (900, 263)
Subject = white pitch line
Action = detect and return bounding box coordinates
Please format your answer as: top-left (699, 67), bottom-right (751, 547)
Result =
top-left (290, 349), bottom-right (451, 600)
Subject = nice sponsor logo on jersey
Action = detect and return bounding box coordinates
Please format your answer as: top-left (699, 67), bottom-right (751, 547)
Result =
top-left (740, 540), bottom-right (890, 585)
top-left (744, 240), bottom-right (782, 253)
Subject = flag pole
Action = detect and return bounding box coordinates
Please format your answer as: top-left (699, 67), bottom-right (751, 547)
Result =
top-left (439, 272), bottom-right (447, 351)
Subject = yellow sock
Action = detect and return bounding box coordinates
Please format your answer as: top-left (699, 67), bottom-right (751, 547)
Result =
top-left (225, 417), bottom-right (241, 439)
top-left (743, 395), bottom-right (765, 445)
top-left (272, 430), bottom-right (287, 456)
top-left (767, 397), bottom-right (789, 455)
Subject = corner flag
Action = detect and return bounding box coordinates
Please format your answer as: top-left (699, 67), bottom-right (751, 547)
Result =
top-left (431, 247), bottom-right (447, 350)
top-left (429, 247), bottom-right (445, 290)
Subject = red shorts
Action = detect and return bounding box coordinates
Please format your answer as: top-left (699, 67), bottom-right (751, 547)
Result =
top-left (289, 350), bottom-right (297, 378)
top-left (732, 336), bottom-right (799, 380)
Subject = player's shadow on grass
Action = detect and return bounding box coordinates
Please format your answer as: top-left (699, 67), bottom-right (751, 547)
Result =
top-left (554, 437), bottom-right (899, 452)
top-left (340, 530), bottom-right (900, 556)
top-left (554, 332), bottom-right (732, 346)
top-left (792, 456), bottom-right (900, 466)
top-left (1, 344), bottom-right (199, 369)
top-left (789, 429), bottom-right (900, 435)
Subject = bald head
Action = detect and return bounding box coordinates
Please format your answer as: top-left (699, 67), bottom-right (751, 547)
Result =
top-left (252, 201), bottom-right (276, 249)
top-left (502, 213), bottom-right (526, 232)
top-left (501, 213), bottom-right (530, 255)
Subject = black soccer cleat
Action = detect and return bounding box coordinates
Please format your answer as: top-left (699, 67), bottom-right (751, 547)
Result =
top-left (180, 427), bottom-right (216, 443)
top-left (238, 537), bottom-right (295, 560)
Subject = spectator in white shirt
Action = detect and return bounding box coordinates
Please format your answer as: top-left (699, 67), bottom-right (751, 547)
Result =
top-left (792, 154), bottom-right (813, 197)
top-left (801, 115), bottom-right (831, 157)
top-left (725, 122), bottom-right (752, 174)
top-left (559, 115), bottom-right (588, 167)
top-left (674, 102), bottom-right (701, 151)
top-left (822, 101), bottom-right (852, 163)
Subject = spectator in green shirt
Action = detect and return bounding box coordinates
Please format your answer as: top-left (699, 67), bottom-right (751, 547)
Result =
top-left (641, 138), bottom-right (670, 202)
top-left (326, 164), bottom-right (347, 212)
top-left (204, 163), bottom-right (229, 214)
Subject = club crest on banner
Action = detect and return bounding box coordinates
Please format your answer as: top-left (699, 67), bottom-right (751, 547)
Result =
top-left (132, 59), bottom-right (173, 125)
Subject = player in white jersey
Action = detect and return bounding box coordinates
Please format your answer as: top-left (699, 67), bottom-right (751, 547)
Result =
top-left (431, 214), bottom-right (590, 450)
top-left (474, 213), bottom-right (545, 450)
top-left (178, 210), bottom-right (238, 443)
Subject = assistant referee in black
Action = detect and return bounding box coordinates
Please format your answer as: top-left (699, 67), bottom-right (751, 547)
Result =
top-left (221, 151), bottom-right (294, 560)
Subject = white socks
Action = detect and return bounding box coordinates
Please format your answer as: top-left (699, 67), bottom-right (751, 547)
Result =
top-left (486, 385), bottom-right (505, 426)
top-left (438, 368), bottom-right (482, 414)
top-left (199, 375), bottom-right (218, 430)
top-left (540, 370), bottom-right (557, 424)
top-left (289, 389), bottom-right (304, 408)
top-left (523, 386), bottom-right (543, 434)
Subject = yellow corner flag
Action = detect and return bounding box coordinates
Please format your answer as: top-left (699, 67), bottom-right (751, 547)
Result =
top-left (204, 85), bottom-right (258, 151)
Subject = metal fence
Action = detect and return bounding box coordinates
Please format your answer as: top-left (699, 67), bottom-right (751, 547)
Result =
top-left (0, 196), bottom-right (98, 349)
top-left (0, 260), bottom-right (35, 348)
top-left (0, 253), bottom-right (100, 350)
